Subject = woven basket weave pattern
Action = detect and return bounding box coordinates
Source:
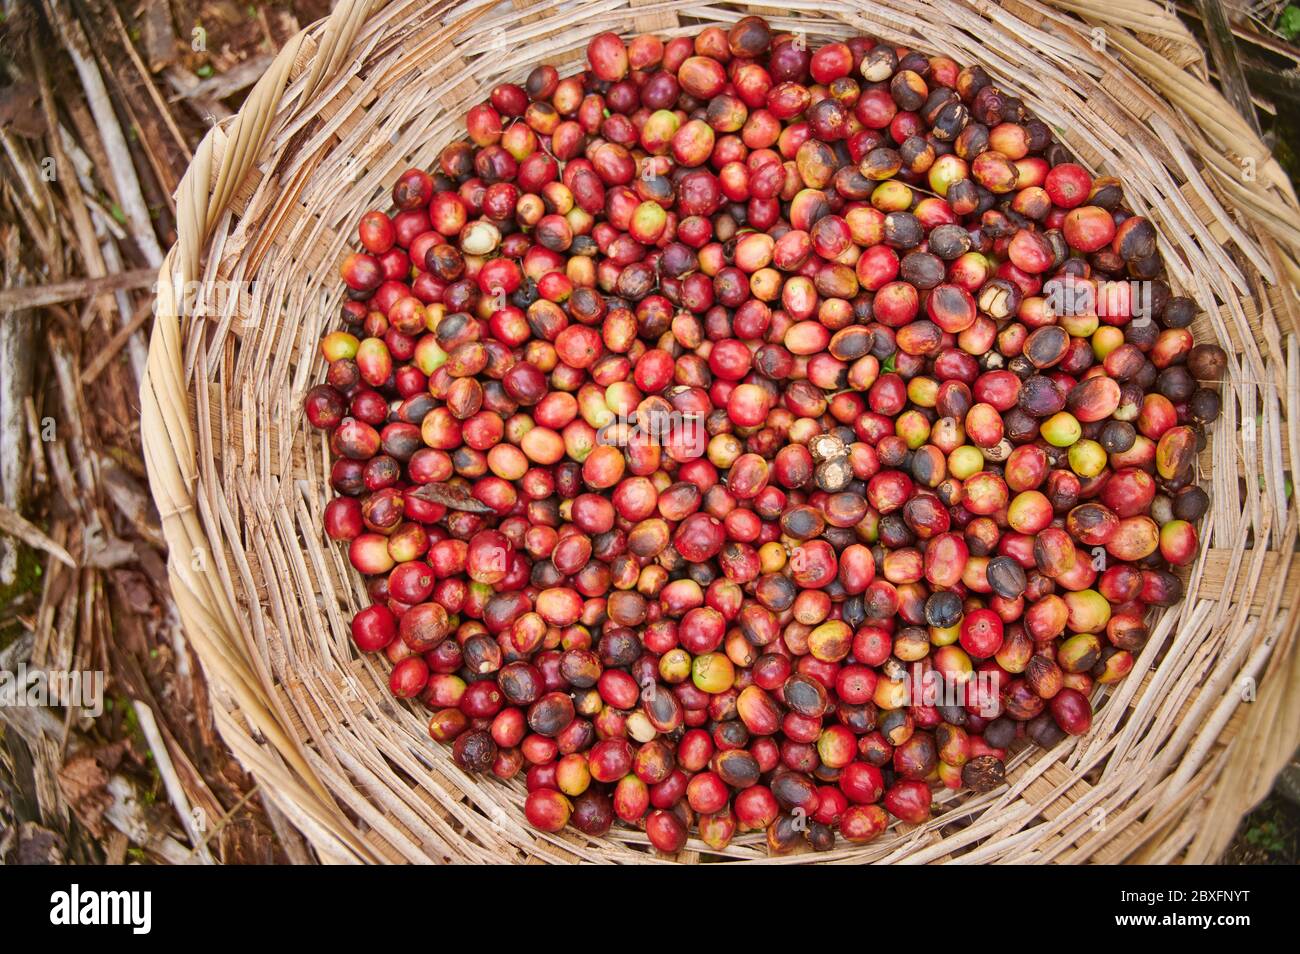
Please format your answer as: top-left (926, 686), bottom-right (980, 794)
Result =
top-left (141, 0), bottom-right (1300, 864)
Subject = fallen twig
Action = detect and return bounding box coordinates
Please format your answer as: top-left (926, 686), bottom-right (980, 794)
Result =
top-left (23, 398), bottom-right (49, 496)
top-left (102, 0), bottom-right (192, 164)
top-left (172, 53), bottom-right (275, 102)
top-left (0, 267), bottom-right (156, 312)
top-left (1196, 0), bottom-right (1265, 136)
top-left (83, 299), bottom-right (155, 383)
top-left (45, 0), bottom-right (164, 268)
top-left (132, 702), bottom-right (216, 864)
top-left (164, 68), bottom-right (234, 125)
top-left (31, 37), bottom-right (119, 331)
top-left (1, 225), bottom-right (37, 586)
top-left (0, 503), bottom-right (77, 568)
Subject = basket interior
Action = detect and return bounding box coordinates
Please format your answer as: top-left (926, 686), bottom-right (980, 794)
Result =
top-left (162, 0), bottom-right (1298, 864)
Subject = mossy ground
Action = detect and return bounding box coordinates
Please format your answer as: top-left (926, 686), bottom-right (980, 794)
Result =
top-left (0, 545), bottom-right (42, 653)
top-left (1223, 795), bottom-right (1300, 864)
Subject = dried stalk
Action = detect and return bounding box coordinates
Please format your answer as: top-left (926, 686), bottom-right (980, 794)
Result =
top-left (44, 0), bottom-right (164, 268)
top-left (0, 267), bottom-right (156, 312)
top-left (132, 702), bottom-right (216, 864)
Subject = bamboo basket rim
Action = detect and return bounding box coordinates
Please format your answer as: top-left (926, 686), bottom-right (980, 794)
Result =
top-left (139, 0), bottom-right (1300, 864)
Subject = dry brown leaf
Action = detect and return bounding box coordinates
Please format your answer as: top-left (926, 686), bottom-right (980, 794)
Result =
top-left (111, 568), bottom-right (158, 616)
top-left (0, 83), bottom-right (47, 137)
top-left (409, 482), bottom-right (493, 513)
top-left (57, 754), bottom-right (113, 838)
top-left (56, 742), bottom-right (131, 839)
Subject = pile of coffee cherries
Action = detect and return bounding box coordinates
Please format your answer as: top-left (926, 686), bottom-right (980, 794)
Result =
top-left (305, 18), bottom-right (1226, 854)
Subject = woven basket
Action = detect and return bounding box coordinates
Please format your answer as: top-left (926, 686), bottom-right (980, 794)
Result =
top-left (140, 0), bottom-right (1300, 864)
